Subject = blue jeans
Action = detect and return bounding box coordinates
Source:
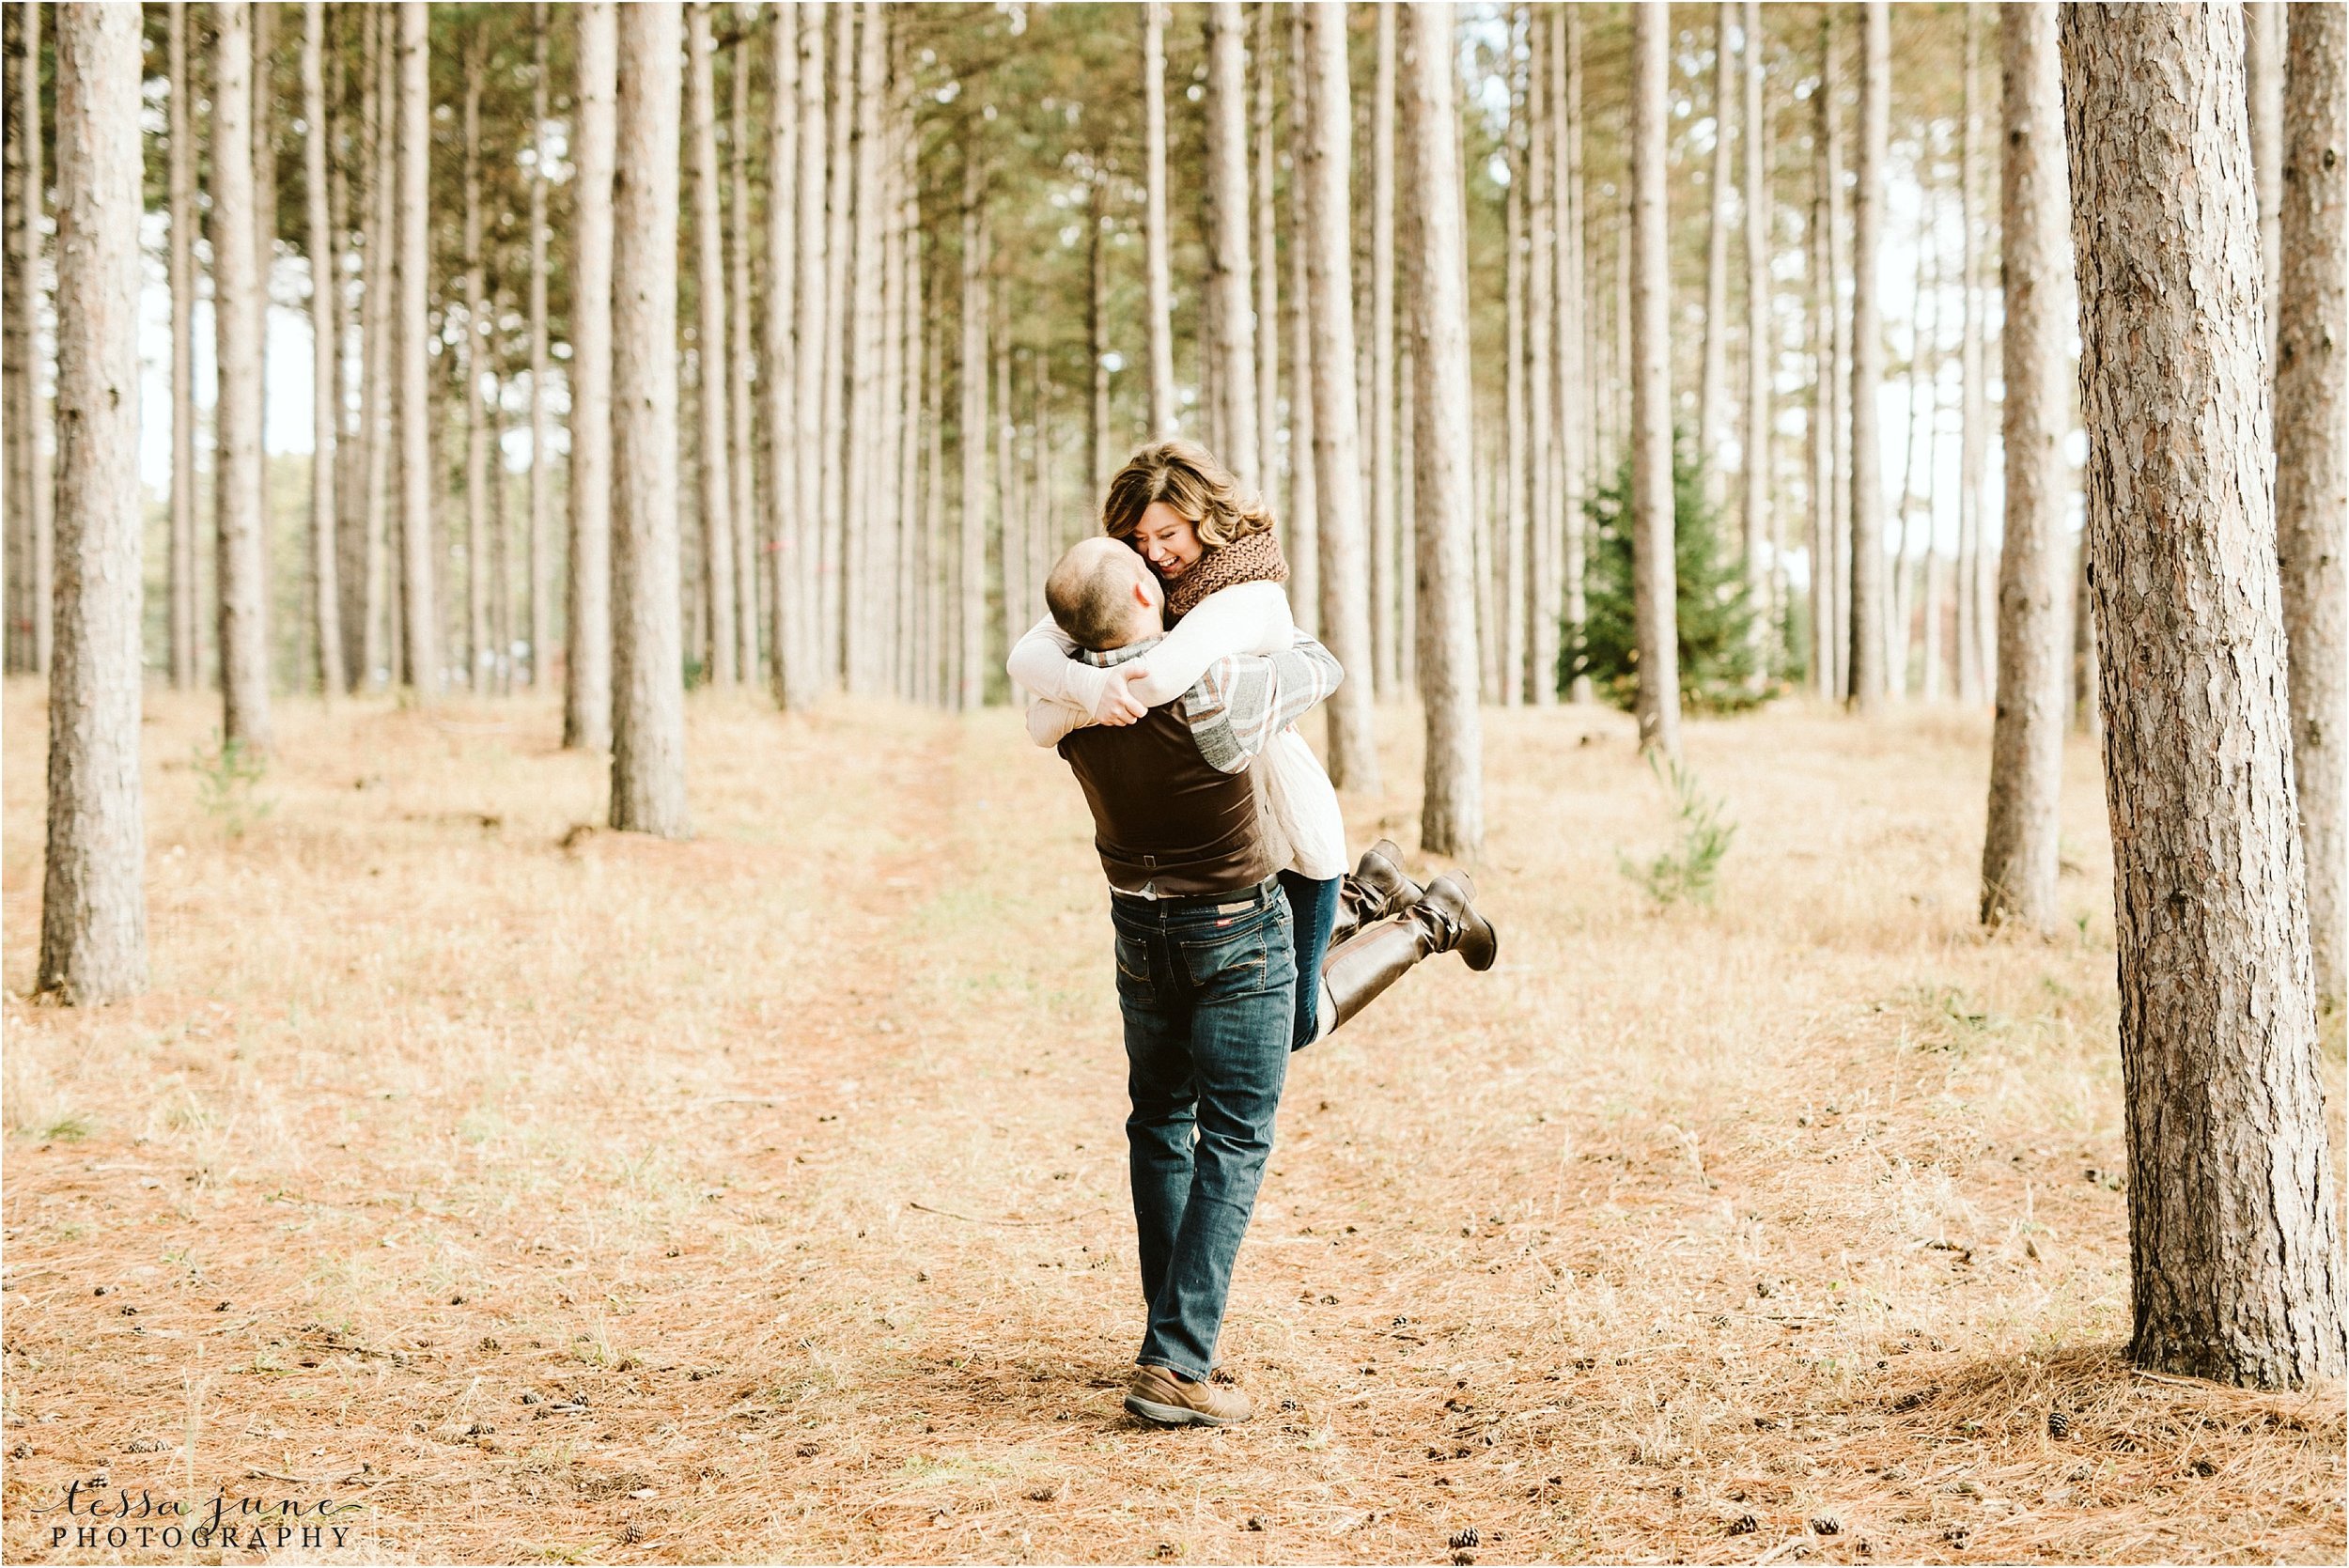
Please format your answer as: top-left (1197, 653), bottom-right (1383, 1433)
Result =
top-left (1279, 871), bottom-right (1341, 1051)
top-left (1111, 875), bottom-right (1298, 1381)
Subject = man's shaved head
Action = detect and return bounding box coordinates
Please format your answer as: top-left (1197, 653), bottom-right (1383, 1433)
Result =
top-left (1046, 537), bottom-right (1160, 651)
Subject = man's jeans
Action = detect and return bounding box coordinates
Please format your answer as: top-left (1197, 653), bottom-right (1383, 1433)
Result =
top-left (1111, 875), bottom-right (1298, 1381)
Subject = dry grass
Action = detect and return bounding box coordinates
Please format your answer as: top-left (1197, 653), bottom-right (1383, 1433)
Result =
top-left (2, 681), bottom-right (2342, 1564)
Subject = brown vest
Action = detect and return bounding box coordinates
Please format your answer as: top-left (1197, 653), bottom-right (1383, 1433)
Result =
top-left (1059, 703), bottom-right (1272, 897)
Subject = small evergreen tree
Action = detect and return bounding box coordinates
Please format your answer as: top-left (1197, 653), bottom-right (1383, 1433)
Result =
top-left (1564, 435), bottom-right (1772, 712)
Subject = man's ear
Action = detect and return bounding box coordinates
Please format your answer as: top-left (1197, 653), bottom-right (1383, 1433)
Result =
top-left (1132, 576), bottom-right (1156, 609)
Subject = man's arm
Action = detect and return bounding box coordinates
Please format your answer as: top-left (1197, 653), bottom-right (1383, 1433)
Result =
top-left (1181, 632), bottom-right (1345, 773)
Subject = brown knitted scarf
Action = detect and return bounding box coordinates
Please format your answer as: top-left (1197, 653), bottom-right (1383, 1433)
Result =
top-left (1162, 528), bottom-right (1290, 622)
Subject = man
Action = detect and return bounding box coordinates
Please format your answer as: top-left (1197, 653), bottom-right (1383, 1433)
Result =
top-left (1030, 537), bottom-right (1492, 1428)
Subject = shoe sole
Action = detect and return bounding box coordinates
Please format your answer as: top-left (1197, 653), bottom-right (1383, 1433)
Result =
top-left (1123, 1392), bottom-right (1242, 1427)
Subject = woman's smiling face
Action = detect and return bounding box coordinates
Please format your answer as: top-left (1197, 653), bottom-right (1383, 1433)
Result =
top-left (1133, 502), bottom-right (1205, 582)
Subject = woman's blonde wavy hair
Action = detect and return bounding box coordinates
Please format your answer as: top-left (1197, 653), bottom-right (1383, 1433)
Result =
top-left (1099, 439), bottom-right (1276, 551)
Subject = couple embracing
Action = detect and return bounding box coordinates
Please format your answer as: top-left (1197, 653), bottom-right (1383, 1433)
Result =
top-left (1006, 440), bottom-right (1498, 1428)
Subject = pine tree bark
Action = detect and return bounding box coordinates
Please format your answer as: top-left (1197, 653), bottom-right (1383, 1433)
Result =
top-left (526, 2), bottom-right (551, 689)
top-left (1809, 35), bottom-right (1836, 701)
top-left (842, 0), bottom-right (886, 692)
top-left (1205, 1), bottom-right (1258, 486)
top-left (359, 4), bottom-right (393, 690)
top-left (1743, 0), bottom-right (1771, 665)
top-left (791, 3), bottom-right (828, 705)
top-left (727, 30), bottom-right (757, 690)
top-left (995, 331), bottom-right (1019, 662)
top-left (1980, 2), bottom-right (2069, 935)
top-left (817, 3), bottom-right (852, 685)
top-left (1400, 0), bottom-right (1480, 849)
top-left (1698, 0), bottom-right (1734, 501)
top-left (1085, 171), bottom-right (1110, 497)
top-left (957, 160), bottom-right (988, 711)
top-left (1558, 6), bottom-right (1590, 704)
top-left (1500, 20), bottom-right (1526, 710)
top-left (2061, 0), bottom-right (2346, 1389)
top-left (39, 0), bottom-right (146, 1007)
top-left (460, 43), bottom-right (490, 691)
top-left (2276, 0), bottom-right (2345, 1009)
top-left (1956, 2), bottom-right (1989, 705)
top-left (1845, 1), bottom-right (1889, 713)
top-left (1143, 4), bottom-right (1174, 439)
top-left (168, 0), bottom-right (199, 689)
top-left (1368, 0), bottom-right (1397, 699)
top-left (684, 1), bottom-right (736, 687)
top-left (1282, 8), bottom-right (1317, 638)
top-left (395, 0), bottom-right (435, 698)
top-left (1628, 0), bottom-right (1680, 761)
top-left (764, 1), bottom-right (800, 706)
top-left (212, 0), bottom-right (270, 746)
top-left (303, 0), bottom-right (341, 697)
top-left (1526, 8), bottom-right (1556, 706)
top-left (1302, 0), bottom-right (1377, 791)
top-left (564, 1), bottom-right (615, 748)
top-left (610, 0), bottom-right (688, 836)
top-left (251, 0), bottom-right (273, 639)
top-left (1820, 10), bottom-right (1852, 701)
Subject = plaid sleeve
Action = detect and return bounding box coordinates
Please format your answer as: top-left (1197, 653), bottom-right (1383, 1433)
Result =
top-left (1182, 633), bottom-right (1345, 773)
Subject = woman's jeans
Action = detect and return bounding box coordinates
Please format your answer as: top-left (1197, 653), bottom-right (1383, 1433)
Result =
top-left (1279, 871), bottom-right (1341, 1051)
top-left (1111, 875), bottom-right (1298, 1381)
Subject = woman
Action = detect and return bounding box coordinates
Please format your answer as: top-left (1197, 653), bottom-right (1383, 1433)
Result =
top-left (1010, 440), bottom-right (1408, 1049)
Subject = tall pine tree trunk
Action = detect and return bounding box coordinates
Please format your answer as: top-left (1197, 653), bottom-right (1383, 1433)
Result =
top-left (359, 5), bottom-right (394, 690)
top-left (395, 0), bottom-right (435, 698)
top-left (1085, 172), bottom-right (1110, 498)
top-left (1253, 4), bottom-right (1279, 511)
top-left (1206, 1), bottom-right (1258, 486)
top-left (1980, 2), bottom-right (2069, 935)
top-left (1743, 0), bottom-right (1772, 671)
top-left (526, 3), bottom-right (551, 689)
top-left (2247, 1), bottom-right (2283, 358)
top-left (1526, 8), bottom-right (1556, 707)
top-left (1845, 1), bottom-right (1889, 713)
top-left (1697, 1), bottom-right (1734, 502)
top-left (727, 31), bottom-right (756, 687)
top-left (212, 0), bottom-right (271, 747)
top-left (1628, 0), bottom-right (1680, 761)
top-left (168, 0), bottom-right (199, 689)
top-left (957, 160), bottom-right (988, 711)
top-left (2276, 0), bottom-right (2345, 1010)
top-left (1558, 6), bottom-right (1590, 704)
top-left (817, 3), bottom-right (852, 687)
top-left (1401, 0), bottom-right (1480, 850)
top-left (842, 1), bottom-right (886, 692)
top-left (303, 0), bottom-right (341, 696)
top-left (764, 1), bottom-right (801, 706)
top-left (1368, 0), bottom-right (1397, 699)
top-left (1500, 23), bottom-right (1525, 710)
top-left (251, 0), bottom-right (273, 649)
top-left (791, 3), bottom-right (828, 706)
top-left (1302, 0), bottom-right (1377, 791)
top-left (2061, 0), bottom-right (2345, 1390)
top-left (461, 44), bottom-right (490, 691)
top-left (609, 0), bottom-right (688, 836)
top-left (39, 1), bottom-right (146, 1006)
top-left (564, 1), bottom-right (615, 749)
top-left (1143, 3), bottom-right (1174, 438)
top-left (685, 2), bottom-right (736, 687)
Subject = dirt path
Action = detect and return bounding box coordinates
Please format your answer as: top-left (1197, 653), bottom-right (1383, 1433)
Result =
top-left (3, 688), bottom-right (2341, 1562)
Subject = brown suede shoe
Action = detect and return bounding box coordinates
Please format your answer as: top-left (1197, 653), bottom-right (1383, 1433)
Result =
top-left (1124, 1363), bottom-right (1252, 1427)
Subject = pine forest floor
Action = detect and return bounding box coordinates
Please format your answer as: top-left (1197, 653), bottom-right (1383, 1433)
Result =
top-left (3, 683), bottom-right (2343, 1564)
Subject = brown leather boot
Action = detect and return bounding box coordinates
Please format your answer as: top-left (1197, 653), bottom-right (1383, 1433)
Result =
top-left (1125, 1364), bottom-right (1253, 1427)
top-left (1330, 839), bottom-right (1425, 947)
top-left (1317, 873), bottom-right (1501, 1035)
top-left (1420, 873), bottom-right (1499, 971)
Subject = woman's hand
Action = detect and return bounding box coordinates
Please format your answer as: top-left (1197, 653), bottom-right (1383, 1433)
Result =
top-left (1092, 664), bottom-right (1152, 726)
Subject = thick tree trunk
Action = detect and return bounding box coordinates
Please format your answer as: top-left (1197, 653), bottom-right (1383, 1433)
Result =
top-left (1143, 3), bottom-right (1174, 438)
top-left (526, 2), bottom-right (551, 689)
top-left (2277, 0), bottom-right (2346, 1010)
top-left (1302, 0), bottom-right (1377, 791)
top-left (2061, 0), bottom-right (2346, 1389)
top-left (764, 1), bottom-right (800, 706)
top-left (39, 1), bottom-right (145, 1006)
top-left (684, 2), bottom-right (736, 687)
top-left (168, 0), bottom-right (199, 689)
top-left (791, 3), bottom-right (828, 705)
top-left (1845, 1), bottom-right (1889, 713)
top-left (303, 0), bottom-right (341, 697)
top-left (1400, 0), bottom-right (1480, 851)
top-left (17, 0), bottom-right (47, 676)
top-left (1368, 0), bottom-right (1396, 699)
top-left (460, 45), bottom-right (490, 691)
top-left (564, 1), bottom-right (615, 749)
top-left (1743, 0), bottom-right (1771, 671)
top-left (1980, 3), bottom-right (2069, 936)
top-left (1283, 8), bottom-right (1317, 637)
top-left (1205, 1), bottom-right (1258, 486)
top-left (957, 163), bottom-right (988, 712)
top-left (1253, 4), bottom-right (1279, 512)
top-left (1698, 0), bottom-right (1734, 501)
top-left (609, 0), bottom-right (688, 836)
top-left (727, 29), bottom-right (757, 689)
top-left (212, 1), bottom-right (271, 747)
top-left (1628, 1), bottom-right (1680, 761)
top-left (395, 0), bottom-right (434, 698)
top-left (2247, 1), bottom-right (2283, 359)
top-left (1956, 2), bottom-right (1988, 705)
